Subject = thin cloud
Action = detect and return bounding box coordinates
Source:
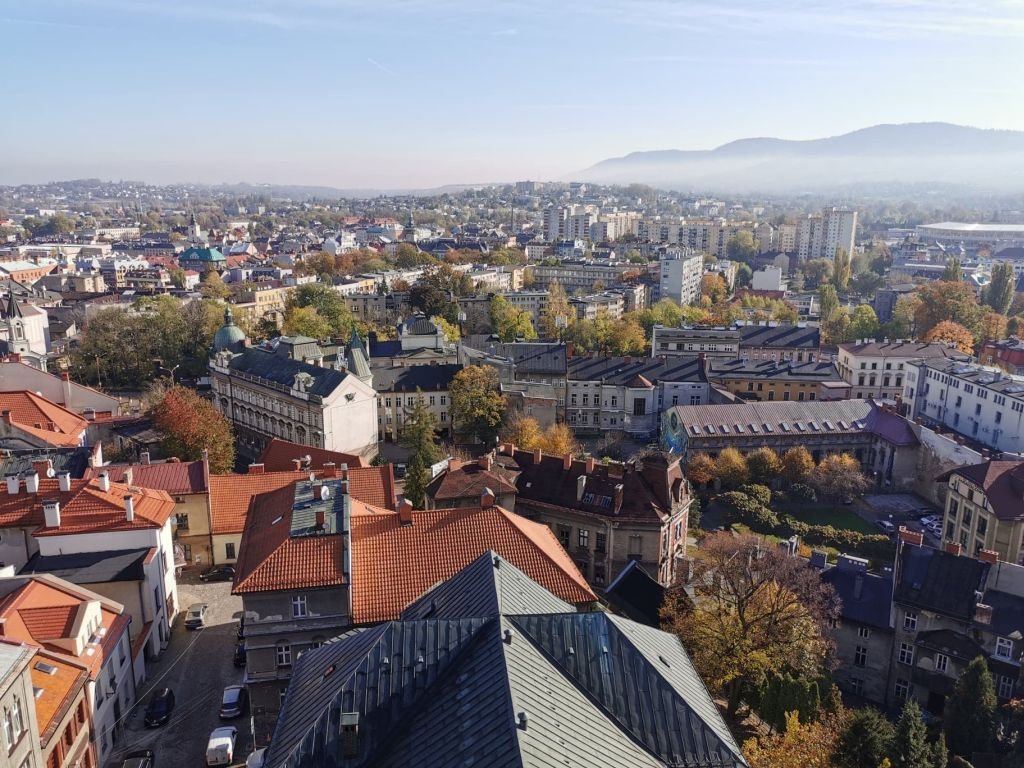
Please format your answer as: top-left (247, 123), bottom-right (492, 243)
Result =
top-left (366, 57), bottom-right (396, 75)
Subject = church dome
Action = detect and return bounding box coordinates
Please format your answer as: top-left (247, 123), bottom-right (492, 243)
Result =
top-left (213, 306), bottom-right (246, 353)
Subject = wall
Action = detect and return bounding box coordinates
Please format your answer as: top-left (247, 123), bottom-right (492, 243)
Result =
top-left (908, 422), bottom-right (983, 507)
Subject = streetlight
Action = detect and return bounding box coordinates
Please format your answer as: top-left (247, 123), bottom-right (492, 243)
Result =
top-left (153, 359), bottom-right (181, 385)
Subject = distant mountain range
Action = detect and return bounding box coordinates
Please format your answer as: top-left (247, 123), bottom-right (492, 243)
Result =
top-left (576, 123), bottom-right (1024, 193)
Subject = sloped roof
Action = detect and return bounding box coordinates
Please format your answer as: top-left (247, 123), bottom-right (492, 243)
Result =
top-left (269, 607), bottom-right (744, 767)
top-left (371, 363), bottom-right (461, 393)
top-left (84, 460), bottom-right (208, 494)
top-left (821, 565), bottom-right (893, 631)
top-left (258, 438), bottom-right (365, 471)
top-left (839, 340), bottom-right (967, 359)
top-left (602, 559), bottom-right (665, 627)
top-left (737, 323), bottom-right (819, 349)
top-left (0, 391), bottom-right (89, 448)
top-left (30, 649), bottom-right (87, 746)
top-left (943, 461), bottom-right (1024, 522)
top-left (894, 544), bottom-right (991, 621)
top-left (424, 460), bottom-right (518, 501)
top-left (21, 548), bottom-right (149, 584)
top-left (568, 355), bottom-right (707, 386)
top-left (226, 346), bottom-right (350, 398)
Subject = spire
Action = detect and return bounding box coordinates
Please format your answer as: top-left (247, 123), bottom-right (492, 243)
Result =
top-left (223, 305), bottom-right (235, 326)
top-left (3, 292), bottom-right (22, 320)
top-left (345, 327), bottom-right (372, 385)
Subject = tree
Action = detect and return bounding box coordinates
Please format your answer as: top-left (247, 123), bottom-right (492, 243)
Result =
top-left (663, 532), bottom-right (837, 715)
top-left (944, 656), bottom-right (997, 759)
top-left (539, 281), bottom-right (573, 339)
top-left (287, 282), bottom-right (355, 337)
top-left (943, 257), bottom-right (963, 282)
top-left (713, 447), bottom-right (749, 489)
top-left (686, 453), bottom-right (716, 488)
top-left (914, 281), bottom-right (983, 336)
top-left (978, 311), bottom-right (1008, 344)
top-left (433, 315), bottom-right (461, 342)
top-left (735, 262), bottom-right (754, 289)
top-left (152, 386), bottom-right (235, 473)
top-left (281, 305), bottom-right (331, 339)
top-left (822, 305), bottom-right (852, 344)
top-left (891, 699), bottom-right (930, 768)
top-left (168, 267), bottom-right (187, 288)
top-left (726, 231), bottom-right (759, 263)
top-left (802, 259), bottom-right (833, 289)
top-left (810, 454), bottom-right (869, 500)
top-left (931, 733), bottom-right (947, 768)
top-left (884, 294), bottom-right (923, 339)
top-left (781, 447), bottom-right (815, 485)
top-left (501, 411), bottom-right (543, 450)
top-left (490, 295), bottom-right (537, 341)
top-left (198, 270), bottom-right (231, 300)
top-left (450, 365), bottom-right (505, 443)
top-left (399, 391), bottom-right (441, 507)
top-left (819, 284), bottom-right (839, 323)
top-left (299, 251), bottom-right (337, 280)
top-left (848, 305), bottom-right (881, 341)
top-left (851, 271), bottom-right (884, 297)
top-left (985, 262), bottom-right (1015, 315)
top-left (606, 316), bottom-right (646, 355)
top-left (743, 709), bottom-right (845, 768)
top-left (746, 447), bottom-right (782, 485)
top-left (700, 273), bottom-right (729, 305)
top-left (835, 708), bottom-right (895, 768)
top-left (833, 247), bottom-right (851, 291)
top-left (922, 321), bottom-right (974, 355)
top-left (538, 423), bottom-right (579, 456)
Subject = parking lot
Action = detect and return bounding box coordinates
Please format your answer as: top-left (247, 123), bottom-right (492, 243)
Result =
top-left (110, 576), bottom-right (252, 767)
top-left (860, 493), bottom-right (944, 543)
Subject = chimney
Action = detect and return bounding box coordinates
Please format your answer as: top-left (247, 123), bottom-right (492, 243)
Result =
top-left (533, 447), bottom-right (542, 464)
top-left (478, 455), bottom-right (493, 472)
top-left (248, 463), bottom-right (265, 475)
top-left (4, 475), bottom-right (18, 496)
top-left (625, 355), bottom-right (632, 364)
top-left (975, 603), bottom-right (993, 625)
top-left (292, 458), bottom-right (302, 472)
top-left (25, 471), bottom-right (39, 494)
top-left (576, 474), bottom-right (587, 501)
top-left (502, 442), bottom-right (516, 456)
top-left (398, 498), bottom-right (413, 526)
top-left (31, 459), bottom-right (52, 478)
top-left (315, 509), bottom-right (326, 529)
top-left (944, 542), bottom-right (962, 557)
top-left (42, 500), bottom-right (61, 528)
top-left (563, 453), bottom-right (572, 471)
top-left (57, 471), bottom-right (71, 493)
top-left (480, 487), bottom-right (495, 509)
top-left (97, 472), bottom-right (110, 492)
top-left (898, 527), bottom-right (923, 547)
top-left (139, 451), bottom-right (151, 465)
top-left (124, 494), bottom-right (135, 522)
top-left (323, 462), bottom-right (337, 478)
top-left (585, 456), bottom-right (596, 474)
top-left (979, 549), bottom-right (1000, 564)
top-left (123, 467), bottom-right (133, 487)
top-left (339, 462), bottom-right (349, 481)
top-left (566, 342), bottom-right (573, 359)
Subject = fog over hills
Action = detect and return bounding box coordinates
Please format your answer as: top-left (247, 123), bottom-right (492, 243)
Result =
top-left (576, 123), bottom-right (1024, 194)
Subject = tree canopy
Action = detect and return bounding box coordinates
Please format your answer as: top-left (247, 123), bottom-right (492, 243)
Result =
top-left (449, 365), bottom-right (506, 443)
top-left (152, 386), bottom-right (235, 473)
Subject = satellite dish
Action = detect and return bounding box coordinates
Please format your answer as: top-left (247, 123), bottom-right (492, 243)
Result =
top-left (308, 472), bottom-right (316, 483)
top-left (320, 485), bottom-right (330, 501)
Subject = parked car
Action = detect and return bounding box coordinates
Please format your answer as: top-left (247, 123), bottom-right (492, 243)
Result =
top-left (199, 565), bottom-right (236, 583)
top-left (184, 603), bottom-right (208, 630)
top-left (143, 688), bottom-right (176, 727)
top-left (920, 515), bottom-right (939, 526)
top-left (233, 643), bottom-right (246, 668)
top-left (206, 726), bottom-right (237, 766)
top-left (246, 748), bottom-right (267, 768)
top-left (219, 685), bottom-right (249, 719)
top-left (121, 750), bottom-right (155, 768)
top-left (876, 520), bottom-right (896, 535)
top-left (394, 463), bottom-right (407, 479)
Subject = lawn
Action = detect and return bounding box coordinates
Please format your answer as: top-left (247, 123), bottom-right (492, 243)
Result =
top-left (781, 505), bottom-right (877, 535)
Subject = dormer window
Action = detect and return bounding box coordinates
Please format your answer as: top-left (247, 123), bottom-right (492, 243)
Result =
top-left (996, 637), bottom-right (1014, 660)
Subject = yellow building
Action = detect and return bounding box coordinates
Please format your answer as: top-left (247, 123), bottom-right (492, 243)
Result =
top-left (708, 359), bottom-right (851, 402)
top-left (940, 460), bottom-right (1024, 564)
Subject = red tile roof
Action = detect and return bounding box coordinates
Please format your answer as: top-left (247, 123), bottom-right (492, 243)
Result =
top-left (943, 460), bottom-right (1024, 522)
top-left (84, 460), bottom-right (208, 494)
top-left (346, 466), bottom-right (396, 509)
top-left (0, 477), bottom-right (175, 535)
top-left (424, 460), bottom-right (518, 501)
top-left (348, 503), bottom-right (594, 623)
top-left (258, 437), bottom-right (365, 471)
top-left (18, 606), bottom-right (78, 640)
top-left (0, 391), bottom-right (88, 448)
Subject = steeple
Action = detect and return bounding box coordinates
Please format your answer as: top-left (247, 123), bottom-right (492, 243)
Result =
top-left (3, 292), bottom-right (23, 320)
top-left (212, 305), bottom-right (246, 354)
top-left (345, 326), bottom-right (372, 386)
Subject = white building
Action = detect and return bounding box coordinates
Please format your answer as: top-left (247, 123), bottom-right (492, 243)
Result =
top-left (658, 250), bottom-right (703, 304)
top-left (751, 266), bottom-right (786, 292)
top-left (797, 207), bottom-right (857, 261)
top-left (836, 340), bottom-right (968, 402)
top-left (916, 222), bottom-right (1024, 253)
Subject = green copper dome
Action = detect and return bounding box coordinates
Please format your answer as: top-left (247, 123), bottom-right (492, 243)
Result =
top-left (213, 306), bottom-right (246, 353)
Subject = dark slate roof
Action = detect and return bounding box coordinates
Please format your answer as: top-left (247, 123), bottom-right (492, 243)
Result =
top-left (736, 323), bottom-right (819, 349)
top-left (821, 564), bottom-right (893, 631)
top-left (864, 407), bottom-right (920, 447)
top-left (368, 338), bottom-right (402, 358)
top-left (708, 359), bottom-right (844, 383)
top-left (979, 588), bottom-right (1024, 639)
top-left (401, 550), bottom-right (574, 621)
top-left (371, 363), bottom-right (461, 393)
top-left (568, 355), bottom-right (706, 386)
top-left (269, 572), bottom-right (745, 768)
top-left (0, 448), bottom-right (92, 479)
top-left (894, 545), bottom-right (991, 621)
top-left (400, 315), bottom-right (438, 336)
top-left (602, 559), bottom-right (666, 627)
top-left (838, 340), bottom-right (967, 360)
top-left (20, 548), bottom-right (149, 584)
top-left (915, 628), bottom-right (985, 661)
top-left (227, 346), bottom-right (349, 398)
top-left (495, 343), bottom-right (566, 374)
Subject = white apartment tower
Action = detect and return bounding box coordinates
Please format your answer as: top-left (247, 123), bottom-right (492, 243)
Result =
top-left (658, 249), bottom-right (704, 305)
top-left (797, 207), bottom-right (857, 261)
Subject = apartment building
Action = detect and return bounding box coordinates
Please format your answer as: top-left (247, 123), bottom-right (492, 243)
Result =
top-left (906, 358), bottom-right (1024, 454)
top-left (0, 642), bottom-right (43, 768)
top-left (651, 322), bottom-right (821, 362)
top-left (837, 340), bottom-right (967, 402)
top-left (231, 283), bottom-right (289, 329)
top-left (708, 359), bottom-right (851, 402)
top-left (657, 250), bottom-right (703, 304)
top-left (566, 355), bottom-right (708, 437)
top-left (938, 460), bottom-right (1024, 564)
top-left (979, 337), bottom-right (1024, 374)
top-left (529, 263), bottom-right (634, 293)
top-left (570, 291), bottom-right (625, 320)
top-left (797, 207), bottom-right (857, 261)
top-left (373, 363), bottom-right (460, 441)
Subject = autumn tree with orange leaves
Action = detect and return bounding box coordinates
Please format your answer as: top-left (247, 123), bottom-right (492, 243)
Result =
top-left (152, 386), bottom-right (235, 473)
top-left (922, 320), bottom-right (975, 355)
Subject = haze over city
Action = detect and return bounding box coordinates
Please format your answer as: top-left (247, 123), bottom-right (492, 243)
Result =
top-left (2, 0), bottom-right (1023, 188)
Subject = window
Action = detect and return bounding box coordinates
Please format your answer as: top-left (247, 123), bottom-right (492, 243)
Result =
top-left (556, 526), bottom-right (571, 548)
top-left (595, 533), bottom-right (607, 553)
top-left (633, 399), bottom-right (646, 416)
top-left (276, 642), bottom-right (292, 667)
top-left (292, 595), bottom-right (308, 618)
top-left (628, 535), bottom-right (642, 559)
top-left (571, 394), bottom-right (577, 405)
top-left (3, 707), bottom-right (13, 751)
top-left (672, 395), bottom-right (678, 405)
top-left (594, 564), bottom-right (606, 585)
top-left (934, 653), bottom-right (949, 673)
top-left (441, 412), bottom-right (447, 422)
top-left (894, 678), bottom-right (911, 701)
top-left (858, 627), bottom-right (871, 640)
top-left (429, 395), bottom-right (435, 405)
top-left (998, 674), bottom-right (1015, 699)
top-left (440, 396), bottom-right (446, 405)
top-left (849, 677), bottom-right (864, 696)
top-left (898, 642), bottom-right (915, 665)
top-left (903, 612), bottom-right (917, 631)
top-left (854, 646), bottom-right (867, 667)
top-left (225, 542), bottom-right (236, 560)
top-left (578, 529), bottom-right (589, 548)
top-left (175, 513), bottom-right (190, 530)
top-left (996, 637), bottom-right (1014, 660)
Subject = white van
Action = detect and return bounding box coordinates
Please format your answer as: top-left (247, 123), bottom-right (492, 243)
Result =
top-left (206, 726), bottom-right (237, 766)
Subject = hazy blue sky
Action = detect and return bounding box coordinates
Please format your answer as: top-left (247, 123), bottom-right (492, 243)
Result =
top-left (1, 0), bottom-right (1022, 188)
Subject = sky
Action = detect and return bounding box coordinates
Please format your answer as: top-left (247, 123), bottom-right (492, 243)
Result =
top-left (1, 0), bottom-right (1023, 189)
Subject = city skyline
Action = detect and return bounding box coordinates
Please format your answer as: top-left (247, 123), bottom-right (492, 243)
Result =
top-left (2, 0), bottom-right (1023, 188)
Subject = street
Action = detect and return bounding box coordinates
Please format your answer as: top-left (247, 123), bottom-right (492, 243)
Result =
top-left (110, 577), bottom-right (251, 767)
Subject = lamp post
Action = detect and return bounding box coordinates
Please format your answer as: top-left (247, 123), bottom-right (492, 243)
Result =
top-left (153, 359), bottom-right (181, 385)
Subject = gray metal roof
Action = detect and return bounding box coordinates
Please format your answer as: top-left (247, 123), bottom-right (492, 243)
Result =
top-left (289, 478), bottom-right (349, 537)
top-left (228, 345), bottom-right (349, 398)
top-left (21, 549), bottom-right (149, 584)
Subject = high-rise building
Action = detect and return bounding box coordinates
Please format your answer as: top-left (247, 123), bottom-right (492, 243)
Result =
top-left (797, 207), bottom-right (857, 261)
top-left (658, 249), bottom-right (704, 304)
